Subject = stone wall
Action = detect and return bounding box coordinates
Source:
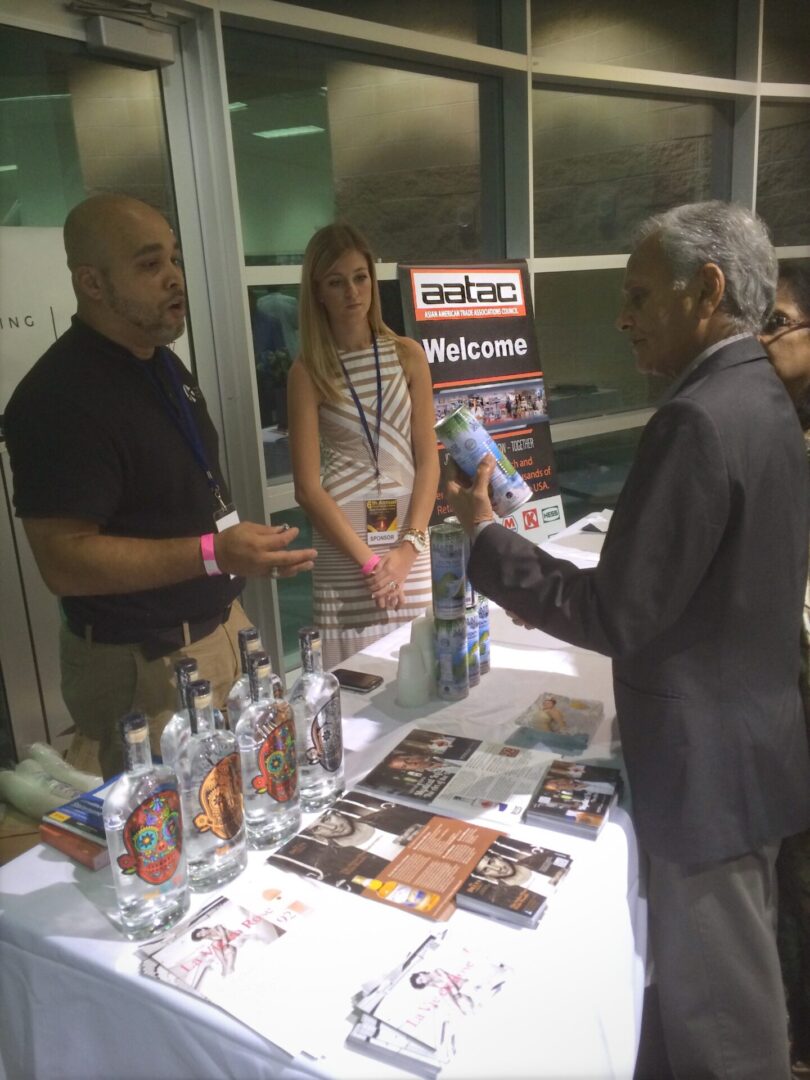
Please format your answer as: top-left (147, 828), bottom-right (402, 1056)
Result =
top-left (326, 62), bottom-right (482, 262)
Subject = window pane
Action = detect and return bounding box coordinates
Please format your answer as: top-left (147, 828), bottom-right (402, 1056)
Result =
top-left (223, 30), bottom-right (488, 264)
top-left (0, 26), bottom-right (174, 226)
top-left (535, 269), bottom-right (665, 421)
top-left (282, 0), bottom-right (501, 47)
top-left (533, 88), bottom-right (726, 256)
top-left (757, 103), bottom-right (810, 247)
top-left (762, 0), bottom-right (810, 83)
top-left (531, 0), bottom-right (737, 78)
top-left (554, 426), bottom-right (643, 523)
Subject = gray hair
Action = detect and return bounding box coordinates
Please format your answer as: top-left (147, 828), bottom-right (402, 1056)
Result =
top-left (632, 200), bottom-right (777, 334)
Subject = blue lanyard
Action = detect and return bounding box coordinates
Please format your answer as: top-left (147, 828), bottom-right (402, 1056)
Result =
top-left (337, 335), bottom-right (382, 479)
top-left (147, 348), bottom-right (227, 513)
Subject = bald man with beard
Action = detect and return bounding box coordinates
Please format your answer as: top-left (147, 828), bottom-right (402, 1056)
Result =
top-left (5, 194), bottom-right (316, 777)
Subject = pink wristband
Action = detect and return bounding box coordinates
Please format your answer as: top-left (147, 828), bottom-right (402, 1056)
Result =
top-left (361, 554), bottom-right (381, 576)
top-left (200, 532), bottom-right (222, 577)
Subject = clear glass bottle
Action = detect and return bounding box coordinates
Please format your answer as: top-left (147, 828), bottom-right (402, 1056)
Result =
top-left (226, 627), bottom-right (283, 729)
top-left (103, 712), bottom-right (189, 940)
top-left (289, 627), bottom-right (344, 812)
top-left (235, 651), bottom-right (300, 848)
top-left (159, 656), bottom-right (198, 773)
top-left (181, 678), bottom-right (248, 891)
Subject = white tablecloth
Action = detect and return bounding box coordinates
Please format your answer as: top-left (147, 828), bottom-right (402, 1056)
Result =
top-left (0, 535), bottom-right (645, 1080)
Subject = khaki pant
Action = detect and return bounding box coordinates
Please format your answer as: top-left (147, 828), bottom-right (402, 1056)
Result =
top-left (647, 843), bottom-right (791, 1080)
top-left (61, 601), bottom-right (252, 779)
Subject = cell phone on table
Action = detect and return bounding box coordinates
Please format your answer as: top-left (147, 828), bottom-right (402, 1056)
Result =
top-left (333, 668), bottom-right (384, 694)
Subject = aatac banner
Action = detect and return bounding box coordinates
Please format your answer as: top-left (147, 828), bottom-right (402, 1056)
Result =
top-left (399, 261), bottom-right (565, 542)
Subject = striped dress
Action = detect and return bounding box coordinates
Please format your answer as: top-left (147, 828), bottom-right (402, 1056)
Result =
top-left (313, 336), bottom-right (432, 668)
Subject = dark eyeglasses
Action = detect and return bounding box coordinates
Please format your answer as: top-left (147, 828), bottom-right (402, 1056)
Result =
top-left (762, 312), bottom-right (810, 336)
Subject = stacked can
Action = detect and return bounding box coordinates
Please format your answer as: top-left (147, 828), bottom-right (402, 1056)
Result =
top-left (429, 521), bottom-right (469, 701)
top-left (434, 405), bottom-right (533, 518)
top-left (465, 594), bottom-right (480, 688)
top-left (477, 595), bottom-right (490, 675)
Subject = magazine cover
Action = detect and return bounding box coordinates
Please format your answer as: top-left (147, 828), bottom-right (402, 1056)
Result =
top-left (525, 759), bottom-right (622, 837)
top-left (356, 929), bottom-right (510, 1052)
top-left (507, 690), bottom-right (604, 755)
top-left (138, 894), bottom-right (300, 996)
top-left (456, 835), bottom-right (573, 926)
top-left (359, 729), bottom-right (548, 824)
top-left (268, 790), bottom-right (501, 920)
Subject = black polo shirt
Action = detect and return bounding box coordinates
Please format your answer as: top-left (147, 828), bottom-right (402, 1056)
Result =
top-left (4, 316), bottom-right (244, 639)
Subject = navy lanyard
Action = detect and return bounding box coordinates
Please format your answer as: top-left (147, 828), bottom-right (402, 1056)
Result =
top-left (337, 335), bottom-right (382, 479)
top-left (147, 348), bottom-right (227, 513)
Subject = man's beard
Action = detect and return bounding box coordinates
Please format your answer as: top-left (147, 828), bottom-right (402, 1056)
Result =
top-left (103, 277), bottom-right (186, 344)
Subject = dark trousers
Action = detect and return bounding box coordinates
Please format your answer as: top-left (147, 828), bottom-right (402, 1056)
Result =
top-left (647, 844), bottom-right (790, 1080)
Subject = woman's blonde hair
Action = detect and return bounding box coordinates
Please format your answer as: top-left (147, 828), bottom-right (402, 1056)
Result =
top-left (299, 222), bottom-right (397, 402)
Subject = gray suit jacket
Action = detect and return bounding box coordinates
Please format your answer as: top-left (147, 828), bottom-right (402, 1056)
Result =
top-left (470, 336), bottom-right (810, 863)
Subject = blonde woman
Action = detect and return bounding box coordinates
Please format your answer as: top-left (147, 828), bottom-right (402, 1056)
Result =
top-left (288, 223), bottom-right (439, 667)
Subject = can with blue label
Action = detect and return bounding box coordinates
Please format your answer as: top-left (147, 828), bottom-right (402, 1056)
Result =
top-left (434, 617), bottom-right (469, 701)
top-left (435, 405), bottom-right (533, 518)
top-left (477, 595), bottom-right (490, 675)
top-left (429, 521), bottom-right (467, 620)
top-left (465, 605), bottom-right (480, 688)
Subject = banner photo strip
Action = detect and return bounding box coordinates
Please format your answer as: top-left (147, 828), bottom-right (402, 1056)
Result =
top-left (398, 260), bottom-right (565, 542)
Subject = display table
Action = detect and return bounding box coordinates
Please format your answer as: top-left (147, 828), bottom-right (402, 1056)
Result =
top-left (0, 528), bottom-right (645, 1080)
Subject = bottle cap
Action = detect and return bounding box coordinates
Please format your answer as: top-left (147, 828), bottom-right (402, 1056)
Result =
top-left (174, 657), bottom-right (198, 677)
top-left (119, 712), bottom-right (148, 744)
top-left (188, 679), bottom-right (212, 709)
top-left (238, 627), bottom-right (260, 647)
top-left (248, 651), bottom-right (271, 679)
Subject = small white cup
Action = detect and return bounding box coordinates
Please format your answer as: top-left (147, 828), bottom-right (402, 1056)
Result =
top-left (396, 643), bottom-right (431, 707)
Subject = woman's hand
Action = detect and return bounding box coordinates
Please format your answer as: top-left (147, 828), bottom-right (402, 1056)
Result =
top-left (366, 544), bottom-right (416, 609)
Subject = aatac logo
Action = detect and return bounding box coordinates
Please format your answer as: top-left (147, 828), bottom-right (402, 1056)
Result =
top-left (411, 268), bottom-right (526, 321)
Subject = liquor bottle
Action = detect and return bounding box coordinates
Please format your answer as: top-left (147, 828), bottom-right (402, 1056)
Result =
top-left (181, 679), bottom-right (247, 891)
top-left (226, 627), bottom-right (283, 729)
top-left (102, 712), bottom-right (189, 940)
top-left (235, 651), bottom-right (300, 848)
top-left (288, 627), bottom-right (344, 811)
top-left (350, 875), bottom-right (441, 913)
top-left (159, 656), bottom-right (198, 773)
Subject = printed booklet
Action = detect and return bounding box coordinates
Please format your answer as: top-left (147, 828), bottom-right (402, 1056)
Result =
top-left (267, 789), bottom-right (502, 921)
top-left (39, 778), bottom-right (115, 870)
top-left (346, 929), bottom-right (510, 1077)
top-left (358, 728), bottom-right (550, 826)
top-left (524, 759), bottom-right (622, 838)
top-left (455, 835), bottom-right (573, 928)
top-left (507, 690), bottom-right (604, 755)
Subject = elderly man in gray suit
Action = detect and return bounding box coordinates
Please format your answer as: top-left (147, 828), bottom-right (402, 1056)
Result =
top-left (449, 201), bottom-right (810, 1080)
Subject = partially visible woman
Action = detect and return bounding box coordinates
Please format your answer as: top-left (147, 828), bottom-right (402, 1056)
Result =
top-left (762, 261), bottom-right (810, 1076)
top-left (288, 223), bottom-right (439, 668)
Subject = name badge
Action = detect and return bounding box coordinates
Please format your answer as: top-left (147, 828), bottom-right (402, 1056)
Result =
top-left (214, 506), bottom-right (240, 532)
top-left (366, 498), bottom-right (398, 548)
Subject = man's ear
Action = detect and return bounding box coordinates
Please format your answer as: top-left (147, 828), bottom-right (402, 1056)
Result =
top-left (697, 262), bottom-right (725, 317)
top-left (74, 265), bottom-right (104, 301)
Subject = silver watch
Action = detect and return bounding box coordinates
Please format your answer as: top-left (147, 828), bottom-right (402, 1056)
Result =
top-left (401, 527), bottom-right (428, 555)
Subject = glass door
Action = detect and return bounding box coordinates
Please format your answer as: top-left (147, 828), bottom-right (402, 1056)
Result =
top-left (0, 21), bottom-right (182, 759)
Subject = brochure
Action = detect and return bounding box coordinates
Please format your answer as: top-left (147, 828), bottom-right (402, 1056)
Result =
top-left (358, 729), bottom-right (549, 825)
